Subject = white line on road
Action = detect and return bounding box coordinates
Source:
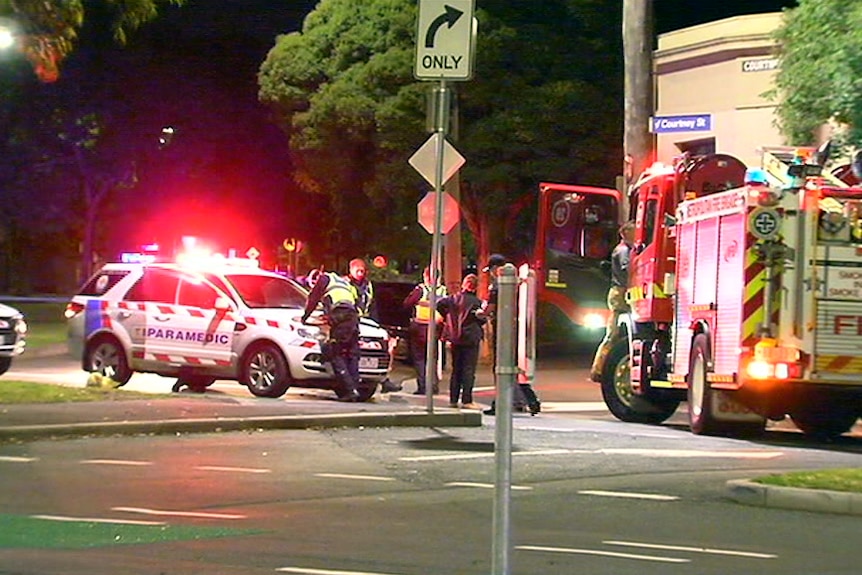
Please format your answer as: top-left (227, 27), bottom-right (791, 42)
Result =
top-left (446, 482), bottom-right (533, 491)
top-left (604, 540), bottom-right (778, 559)
top-left (278, 567), bottom-right (405, 575)
top-left (80, 459), bottom-right (154, 466)
top-left (579, 490), bottom-right (679, 501)
top-left (400, 447), bottom-right (782, 462)
top-left (112, 506), bottom-right (246, 520)
top-left (532, 401), bottom-right (609, 412)
top-left (0, 455), bottom-right (38, 462)
top-left (517, 544), bottom-right (689, 563)
top-left (399, 448), bottom-right (575, 462)
top-left (314, 473), bottom-right (396, 482)
top-left (600, 448), bottom-right (784, 459)
top-left (196, 465), bottom-right (272, 474)
top-left (32, 514), bottom-right (165, 526)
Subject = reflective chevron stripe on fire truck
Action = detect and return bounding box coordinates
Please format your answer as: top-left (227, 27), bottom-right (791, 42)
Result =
top-left (814, 355), bottom-right (862, 373)
top-left (742, 242), bottom-right (765, 346)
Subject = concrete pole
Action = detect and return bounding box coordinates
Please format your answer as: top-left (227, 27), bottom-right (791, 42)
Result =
top-left (623, 0), bottom-right (655, 219)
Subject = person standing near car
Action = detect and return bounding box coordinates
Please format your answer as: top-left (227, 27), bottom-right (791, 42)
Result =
top-left (437, 273), bottom-right (485, 409)
top-left (345, 257), bottom-right (401, 393)
top-left (402, 266), bottom-right (447, 395)
top-left (302, 270), bottom-right (362, 402)
top-left (347, 258), bottom-right (373, 318)
top-left (481, 254), bottom-right (541, 416)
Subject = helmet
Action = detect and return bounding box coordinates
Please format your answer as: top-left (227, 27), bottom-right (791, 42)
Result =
top-left (744, 167), bottom-right (768, 186)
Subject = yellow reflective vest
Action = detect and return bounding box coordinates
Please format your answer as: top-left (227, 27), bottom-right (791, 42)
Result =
top-left (414, 283), bottom-right (447, 323)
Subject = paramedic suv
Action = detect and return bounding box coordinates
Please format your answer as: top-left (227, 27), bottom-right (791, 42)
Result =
top-left (65, 258), bottom-right (391, 400)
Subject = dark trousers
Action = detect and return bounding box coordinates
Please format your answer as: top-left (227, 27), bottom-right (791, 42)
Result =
top-left (328, 307), bottom-right (360, 396)
top-left (450, 343), bottom-right (480, 404)
top-left (409, 321), bottom-right (437, 393)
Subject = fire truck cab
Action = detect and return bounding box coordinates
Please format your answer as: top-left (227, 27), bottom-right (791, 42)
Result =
top-left (596, 149), bottom-right (862, 438)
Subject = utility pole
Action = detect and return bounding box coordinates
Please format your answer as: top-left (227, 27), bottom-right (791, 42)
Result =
top-left (622, 0), bottom-right (654, 219)
top-left (444, 89), bottom-right (462, 297)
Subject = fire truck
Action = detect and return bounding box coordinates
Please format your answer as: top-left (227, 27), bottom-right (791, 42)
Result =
top-left (594, 148), bottom-right (862, 438)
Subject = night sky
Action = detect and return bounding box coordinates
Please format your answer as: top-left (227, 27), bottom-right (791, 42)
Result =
top-left (59, 0), bottom-right (799, 255)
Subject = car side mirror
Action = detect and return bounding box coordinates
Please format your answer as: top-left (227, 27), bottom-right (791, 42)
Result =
top-left (214, 296), bottom-right (233, 311)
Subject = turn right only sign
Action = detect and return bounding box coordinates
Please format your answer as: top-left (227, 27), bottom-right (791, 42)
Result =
top-left (414, 0), bottom-right (475, 81)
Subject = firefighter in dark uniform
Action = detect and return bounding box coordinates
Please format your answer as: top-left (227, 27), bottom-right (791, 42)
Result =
top-left (302, 270), bottom-right (362, 402)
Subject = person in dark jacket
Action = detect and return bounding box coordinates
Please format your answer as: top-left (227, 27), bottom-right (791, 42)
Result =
top-left (437, 274), bottom-right (486, 409)
top-left (481, 254), bottom-right (541, 416)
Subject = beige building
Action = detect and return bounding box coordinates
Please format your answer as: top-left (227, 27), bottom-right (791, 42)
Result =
top-left (654, 12), bottom-right (784, 168)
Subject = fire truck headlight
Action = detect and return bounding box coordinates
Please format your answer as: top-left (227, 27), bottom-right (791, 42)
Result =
top-left (583, 312), bottom-right (606, 330)
top-left (774, 363), bottom-right (790, 380)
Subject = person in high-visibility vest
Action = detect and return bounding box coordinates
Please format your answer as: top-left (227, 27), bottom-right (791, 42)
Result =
top-left (347, 258), bottom-right (374, 317)
top-left (302, 270), bottom-right (362, 402)
top-left (402, 266), bottom-right (447, 395)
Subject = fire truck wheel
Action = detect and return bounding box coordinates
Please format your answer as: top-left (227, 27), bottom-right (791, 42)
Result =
top-left (601, 338), bottom-right (678, 424)
top-left (687, 334), bottom-right (722, 435)
top-left (790, 405), bottom-right (858, 439)
top-left (0, 357), bottom-right (10, 376)
top-left (85, 336), bottom-right (133, 386)
top-left (242, 342), bottom-right (292, 398)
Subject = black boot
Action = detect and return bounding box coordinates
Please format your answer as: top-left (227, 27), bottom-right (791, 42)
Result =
top-left (483, 400), bottom-right (496, 416)
top-left (520, 384), bottom-right (541, 416)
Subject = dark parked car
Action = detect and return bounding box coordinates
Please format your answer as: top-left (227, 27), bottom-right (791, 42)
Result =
top-left (371, 281), bottom-right (415, 362)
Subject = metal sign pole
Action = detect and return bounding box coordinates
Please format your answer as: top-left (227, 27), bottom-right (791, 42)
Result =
top-left (424, 79), bottom-right (450, 412)
top-left (492, 263), bottom-right (517, 575)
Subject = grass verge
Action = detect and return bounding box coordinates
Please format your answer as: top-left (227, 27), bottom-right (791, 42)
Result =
top-left (754, 469), bottom-right (862, 494)
top-left (0, 381), bottom-right (169, 404)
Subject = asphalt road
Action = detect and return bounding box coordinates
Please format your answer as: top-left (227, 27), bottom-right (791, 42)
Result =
top-left (0, 419), bottom-right (860, 575)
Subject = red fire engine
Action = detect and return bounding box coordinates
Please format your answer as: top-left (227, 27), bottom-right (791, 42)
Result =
top-left (594, 149), bottom-right (862, 438)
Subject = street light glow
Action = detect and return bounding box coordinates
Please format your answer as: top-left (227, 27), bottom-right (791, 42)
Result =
top-left (0, 27), bottom-right (14, 50)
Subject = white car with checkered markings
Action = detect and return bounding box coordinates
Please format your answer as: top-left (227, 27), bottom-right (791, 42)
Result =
top-left (65, 261), bottom-right (392, 400)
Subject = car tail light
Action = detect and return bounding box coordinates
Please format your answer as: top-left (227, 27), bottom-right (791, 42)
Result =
top-left (64, 302), bottom-right (85, 319)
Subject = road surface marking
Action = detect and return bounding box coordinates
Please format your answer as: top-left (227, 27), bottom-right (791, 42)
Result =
top-left (196, 465), bottom-right (271, 474)
top-left (112, 507), bottom-right (246, 520)
top-left (278, 567), bottom-right (404, 575)
top-left (446, 482), bottom-right (533, 491)
top-left (314, 473), bottom-right (396, 482)
top-left (531, 401), bottom-right (609, 412)
top-left (600, 448), bottom-right (783, 459)
top-left (0, 455), bottom-right (38, 462)
top-left (517, 544), bottom-right (689, 563)
top-left (80, 459), bottom-right (153, 466)
top-left (604, 540), bottom-right (777, 559)
top-left (400, 448), bottom-right (575, 462)
top-left (579, 490), bottom-right (679, 501)
top-left (32, 514), bottom-right (165, 526)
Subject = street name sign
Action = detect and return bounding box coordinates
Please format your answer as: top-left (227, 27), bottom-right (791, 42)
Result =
top-left (414, 0), bottom-right (475, 80)
top-left (651, 113), bottom-right (713, 133)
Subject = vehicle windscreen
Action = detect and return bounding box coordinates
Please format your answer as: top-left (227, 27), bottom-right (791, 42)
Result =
top-left (220, 274), bottom-right (307, 309)
top-left (546, 191), bottom-right (618, 261)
